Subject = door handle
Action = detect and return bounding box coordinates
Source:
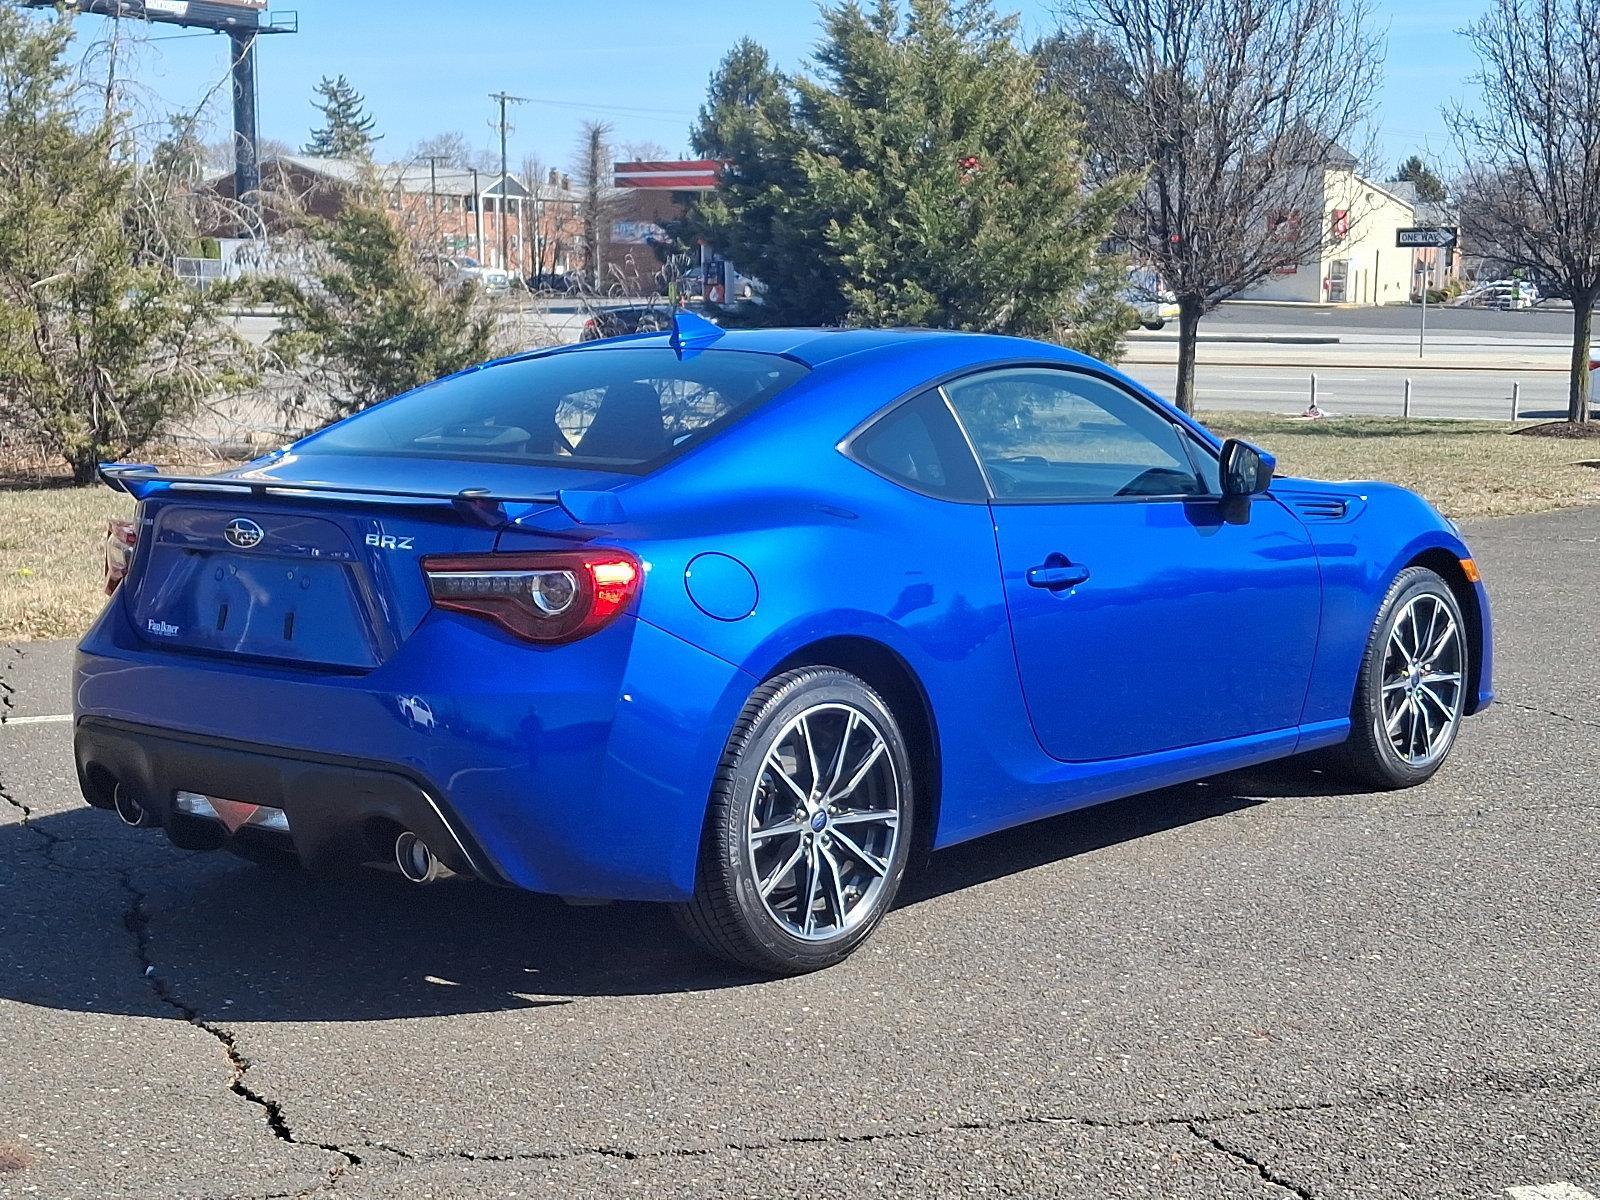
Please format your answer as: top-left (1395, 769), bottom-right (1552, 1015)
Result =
top-left (1026, 561), bottom-right (1091, 590)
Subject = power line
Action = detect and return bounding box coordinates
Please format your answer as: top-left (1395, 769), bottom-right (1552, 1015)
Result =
top-left (513, 95), bottom-right (696, 121)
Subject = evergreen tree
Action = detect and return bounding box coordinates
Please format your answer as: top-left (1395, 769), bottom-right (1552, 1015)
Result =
top-left (0, 7), bottom-right (253, 481)
top-left (303, 75), bottom-right (380, 160)
top-left (258, 193), bottom-right (493, 423)
top-left (691, 37), bottom-right (788, 160)
top-left (151, 114), bottom-right (207, 183)
top-left (689, 1), bottom-right (1137, 350)
top-left (1392, 155), bottom-right (1447, 205)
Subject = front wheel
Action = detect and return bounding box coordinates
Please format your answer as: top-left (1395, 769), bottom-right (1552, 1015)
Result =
top-left (1332, 567), bottom-right (1468, 789)
top-left (675, 668), bottom-right (915, 975)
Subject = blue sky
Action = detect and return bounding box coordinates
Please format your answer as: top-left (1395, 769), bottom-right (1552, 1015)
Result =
top-left (83, 0), bottom-right (1483, 175)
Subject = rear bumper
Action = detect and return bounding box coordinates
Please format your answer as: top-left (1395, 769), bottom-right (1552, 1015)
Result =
top-left (75, 718), bottom-right (504, 881)
top-left (74, 601), bottom-right (755, 901)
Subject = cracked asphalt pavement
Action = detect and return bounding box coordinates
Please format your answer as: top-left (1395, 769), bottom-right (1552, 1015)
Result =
top-left (1, 508), bottom-right (1596, 1199)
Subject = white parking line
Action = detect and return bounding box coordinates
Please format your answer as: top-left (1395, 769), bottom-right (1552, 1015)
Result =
top-left (1507, 1185), bottom-right (1599, 1200)
top-left (0, 713), bottom-right (72, 728)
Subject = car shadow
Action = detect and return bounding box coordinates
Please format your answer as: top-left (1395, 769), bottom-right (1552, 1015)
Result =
top-left (1, 761), bottom-right (1341, 1022)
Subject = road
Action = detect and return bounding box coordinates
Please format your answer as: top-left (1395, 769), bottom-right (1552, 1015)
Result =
top-left (1, 506), bottom-right (1597, 1199)
top-left (219, 302), bottom-right (1593, 441)
top-left (1126, 304), bottom-right (1596, 421)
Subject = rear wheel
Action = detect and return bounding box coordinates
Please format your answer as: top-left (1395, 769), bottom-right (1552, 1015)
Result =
top-left (675, 668), bottom-right (914, 975)
top-left (1332, 567), bottom-right (1468, 789)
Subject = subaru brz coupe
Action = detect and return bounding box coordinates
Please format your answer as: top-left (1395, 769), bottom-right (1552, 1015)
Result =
top-left (76, 313), bottom-right (1493, 974)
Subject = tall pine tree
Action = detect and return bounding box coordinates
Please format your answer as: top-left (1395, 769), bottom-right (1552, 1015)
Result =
top-left (303, 75), bottom-right (380, 159)
top-left (257, 193), bottom-right (493, 425)
top-left (0, 6), bottom-right (253, 481)
top-left (689, 1), bottom-right (1137, 350)
top-left (1392, 155), bottom-right (1447, 205)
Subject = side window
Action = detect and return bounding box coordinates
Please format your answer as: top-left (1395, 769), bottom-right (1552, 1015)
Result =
top-left (943, 368), bottom-right (1204, 501)
top-left (851, 389), bottom-right (988, 501)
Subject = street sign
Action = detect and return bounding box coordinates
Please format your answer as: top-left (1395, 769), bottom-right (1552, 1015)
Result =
top-left (1397, 227), bottom-right (1459, 249)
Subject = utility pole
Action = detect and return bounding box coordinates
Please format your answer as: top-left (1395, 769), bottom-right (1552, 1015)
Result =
top-left (489, 91), bottom-right (527, 273)
top-left (470, 167), bottom-right (485, 265)
top-left (421, 155), bottom-right (449, 255)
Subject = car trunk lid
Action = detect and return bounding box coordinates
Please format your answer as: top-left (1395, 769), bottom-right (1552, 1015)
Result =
top-left (107, 456), bottom-right (629, 671)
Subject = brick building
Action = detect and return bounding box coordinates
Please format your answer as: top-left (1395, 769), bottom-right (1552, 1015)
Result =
top-left (205, 155), bottom-right (586, 278)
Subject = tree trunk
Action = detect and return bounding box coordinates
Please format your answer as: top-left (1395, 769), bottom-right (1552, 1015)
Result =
top-left (1570, 293), bottom-right (1594, 426)
top-left (1174, 296), bottom-right (1203, 415)
top-left (71, 455), bottom-right (97, 485)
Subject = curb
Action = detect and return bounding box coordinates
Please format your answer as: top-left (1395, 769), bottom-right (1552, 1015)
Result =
top-left (1133, 334), bottom-right (1342, 346)
top-left (1122, 357), bottom-right (1579, 374)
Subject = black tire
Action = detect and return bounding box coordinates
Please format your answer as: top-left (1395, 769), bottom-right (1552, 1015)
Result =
top-left (1330, 566), bottom-right (1468, 790)
top-left (674, 668), bottom-right (916, 975)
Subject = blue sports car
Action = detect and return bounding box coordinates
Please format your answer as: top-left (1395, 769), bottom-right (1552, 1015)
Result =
top-left (77, 314), bottom-right (1493, 974)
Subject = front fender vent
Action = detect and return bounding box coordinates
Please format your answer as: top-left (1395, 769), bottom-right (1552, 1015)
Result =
top-left (1286, 496), bottom-right (1350, 521)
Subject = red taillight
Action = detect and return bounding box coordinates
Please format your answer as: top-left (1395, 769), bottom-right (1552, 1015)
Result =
top-left (105, 518), bottom-right (138, 595)
top-left (422, 549), bottom-right (642, 643)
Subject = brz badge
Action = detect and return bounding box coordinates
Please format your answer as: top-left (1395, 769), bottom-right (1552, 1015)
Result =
top-left (365, 533), bottom-right (415, 551)
top-left (224, 517), bottom-right (265, 549)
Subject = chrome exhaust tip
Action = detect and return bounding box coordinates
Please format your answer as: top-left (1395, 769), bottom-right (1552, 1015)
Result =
top-left (113, 783), bottom-right (157, 828)
top-left (394, 830), bottom-right (445, 884)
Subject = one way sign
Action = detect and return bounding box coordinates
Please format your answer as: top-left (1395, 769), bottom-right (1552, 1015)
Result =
top-left (1397, 226), bottom-right (1459, 248)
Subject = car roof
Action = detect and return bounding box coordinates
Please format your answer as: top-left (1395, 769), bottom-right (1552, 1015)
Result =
top-left (543, 325), bottom-right (1095, 370)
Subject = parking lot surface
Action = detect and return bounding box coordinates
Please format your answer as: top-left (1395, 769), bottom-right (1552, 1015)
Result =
top-left (1, 508), bottom-right (1596, 1199)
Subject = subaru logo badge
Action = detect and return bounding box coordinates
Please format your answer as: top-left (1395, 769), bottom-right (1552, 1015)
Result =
top-left (224, 517), bottom-right (265, 550)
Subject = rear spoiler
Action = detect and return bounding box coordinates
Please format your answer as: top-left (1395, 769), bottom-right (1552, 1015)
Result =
top-left (97, 464), bottom-right (625, 528)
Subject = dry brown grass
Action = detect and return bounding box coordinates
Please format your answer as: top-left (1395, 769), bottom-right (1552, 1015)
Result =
top-left (0, 484), bottom-right (131, 641)
top-left (1200, 412), bottom-right (1600, 519)
top-left (0, 416), bottom-right (1595, 642)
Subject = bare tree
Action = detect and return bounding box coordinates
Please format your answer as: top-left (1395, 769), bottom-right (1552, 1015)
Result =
top-left (620, 138), bottom-right (673, 162)
top-left (1052, 0), bottom-right (1382, 412)
top-left (573, 120), bottom-right (618, 291)
top-left (1449, 0), bottom-right (1600, 427)
top-left (409, 130), bottom-right (476, 170)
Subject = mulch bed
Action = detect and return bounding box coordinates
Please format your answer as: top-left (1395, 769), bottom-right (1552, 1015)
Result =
top-left (1513, 420), bottom-right (1600, 439)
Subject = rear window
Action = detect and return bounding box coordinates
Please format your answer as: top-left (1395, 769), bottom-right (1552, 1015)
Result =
top-left (299, 348), bottom-right (808, 471)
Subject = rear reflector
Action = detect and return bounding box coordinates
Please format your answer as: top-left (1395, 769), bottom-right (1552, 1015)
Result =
top-left (422, 549), bottom-right (641, 643)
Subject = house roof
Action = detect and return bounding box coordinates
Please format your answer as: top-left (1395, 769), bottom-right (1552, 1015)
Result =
top-left (206, 155), bottom-right (574, 200)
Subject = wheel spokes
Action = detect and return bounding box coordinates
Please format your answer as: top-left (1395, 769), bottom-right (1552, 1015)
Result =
top-left (759, 838), bottom-right (807, 899)
top-left (829, 808), bottom-right (898, 830)
top-left (750, 817), bottom-right (804, 845)
top-left (745, 702), bottom-right (903, 941)
top-left (831, 829), bottom-right (888, 878)
top-left (1379, 592), bottom-right (1465, 766)
top-left (828, 738), bottom-right (886, 804)
top-left (821, 710), bottom-right (859, 800)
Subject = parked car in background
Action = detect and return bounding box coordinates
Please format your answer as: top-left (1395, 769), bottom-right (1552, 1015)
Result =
top-left (527, 272), bottom-right (579, 295)
top-left (1454, 279), bottom-right (1540, 310)
top-left (449, 256), bottom-right (515, 293)
top-left (677, 263), bottom-right (760, 303)
top-left (80, 315), bottom-right (1493, 975)
top-left (1124, 266), bottom-right (1179, 330)
top-left (578, 304), bottom-right (677, 341)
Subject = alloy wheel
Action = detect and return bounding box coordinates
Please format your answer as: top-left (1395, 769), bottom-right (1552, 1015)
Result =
top-left (745, 702), bottom-right (903, 942)
top-left (1380, 592), bottom-right (1465, 767)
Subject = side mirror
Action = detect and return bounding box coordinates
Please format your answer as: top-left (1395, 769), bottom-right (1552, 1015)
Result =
top-left (1219, 439), bottom-right (1276, 497)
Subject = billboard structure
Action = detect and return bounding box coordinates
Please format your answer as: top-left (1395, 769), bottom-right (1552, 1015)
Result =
top-left (32, 1), bottom-right (285, 31)
top-left (27, 0), bottom-right (298, 226)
